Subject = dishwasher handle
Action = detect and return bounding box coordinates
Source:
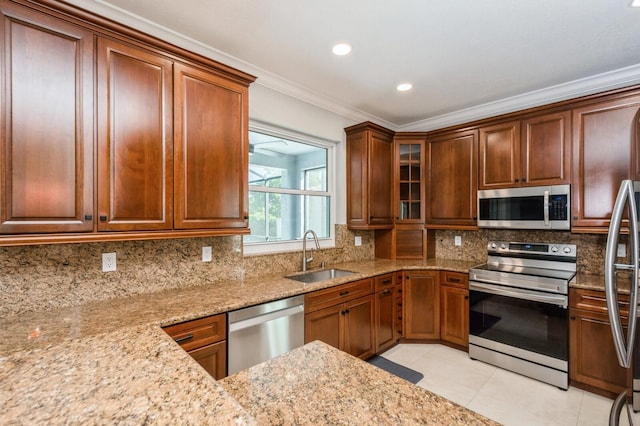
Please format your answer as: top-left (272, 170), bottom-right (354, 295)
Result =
top-left (229, 304), bottom-right (304, 333)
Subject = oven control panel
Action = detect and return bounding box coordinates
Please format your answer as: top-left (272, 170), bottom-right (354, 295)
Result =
top-left (487, 241), bottom-right (576, 258)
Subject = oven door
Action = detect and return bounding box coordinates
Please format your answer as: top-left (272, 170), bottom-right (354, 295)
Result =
top-left (469, 281), bottom-right (568, 362)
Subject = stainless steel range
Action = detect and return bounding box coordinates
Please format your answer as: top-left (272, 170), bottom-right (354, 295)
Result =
top-left (469, 241), bottom-right (576, 390)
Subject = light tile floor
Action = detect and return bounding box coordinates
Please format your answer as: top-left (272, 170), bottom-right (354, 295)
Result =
top-left (380, 343), bottom-right (640, 426)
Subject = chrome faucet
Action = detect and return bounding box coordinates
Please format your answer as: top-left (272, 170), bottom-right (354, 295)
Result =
top-left (302, 229), bottom-right (320, 271)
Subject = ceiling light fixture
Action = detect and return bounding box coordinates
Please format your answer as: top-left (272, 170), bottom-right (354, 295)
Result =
top-left (396, 83), bottom-right (413, 92)
top-left (332, 43), bottom-right (352, 56)
top-left (631, 0), bottom-right (640, 6)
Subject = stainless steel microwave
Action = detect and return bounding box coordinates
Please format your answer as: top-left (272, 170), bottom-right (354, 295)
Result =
top-left (477, 184), bottom-right (570, 230)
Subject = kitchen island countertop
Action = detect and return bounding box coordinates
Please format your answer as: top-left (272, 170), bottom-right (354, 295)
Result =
top-left (221, 340), bottom-right (498, 425)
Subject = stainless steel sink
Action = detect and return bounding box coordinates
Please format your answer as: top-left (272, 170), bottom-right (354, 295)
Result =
top-left (286, 268), bottom-right (356, 283)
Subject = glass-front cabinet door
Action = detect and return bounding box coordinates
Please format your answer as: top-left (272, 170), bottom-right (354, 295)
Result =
top-left (394, 135), bottom-right (425, 223)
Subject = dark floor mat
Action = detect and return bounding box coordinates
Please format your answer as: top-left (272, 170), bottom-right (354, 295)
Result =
top-left (367, 355), bottom-right (424, 384)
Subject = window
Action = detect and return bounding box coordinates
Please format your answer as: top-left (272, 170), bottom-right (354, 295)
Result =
top-left (244, 124), bottom-right (334, 254)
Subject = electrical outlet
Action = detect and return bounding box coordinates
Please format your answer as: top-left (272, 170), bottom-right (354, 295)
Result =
top-left (102, 252), bottom-right (116, 272)
top-left (202, 246), bottom-right (212, 262)
top-left (454, 236), bottom-right (462, 246)
top-left (617, 243), bottom-right (627, 258)
top-left (354, 236), bottom-right (362, 246)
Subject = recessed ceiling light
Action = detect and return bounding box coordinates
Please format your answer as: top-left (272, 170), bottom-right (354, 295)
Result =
top-left (332, 43), bottom-right (352, 56)
top-left (632, 0), bottom-right (640, 6)
top-left (396, 83), bottom-right (413, 92)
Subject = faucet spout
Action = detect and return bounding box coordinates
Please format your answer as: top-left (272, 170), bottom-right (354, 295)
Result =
top-left (302, 229), bottom-right (320, 271)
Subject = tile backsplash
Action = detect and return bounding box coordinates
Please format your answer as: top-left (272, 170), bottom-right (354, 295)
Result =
top-left (0, 225), bottom-right (613, 317)
top-left (434, 229), bottom-right (611, 275)
top-left (0, 225), bottom-right (374, 317)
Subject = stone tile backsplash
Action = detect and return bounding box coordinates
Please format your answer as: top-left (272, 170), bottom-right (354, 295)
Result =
top-left (0, 224), bottom-right (612, 317)
top-left (434, 229), bottom-right (611, 275)
top-left (0, 225), bottom-right (374, 317)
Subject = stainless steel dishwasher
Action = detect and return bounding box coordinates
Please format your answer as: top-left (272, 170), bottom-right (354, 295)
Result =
top-left (227, 295), bottom-right (304, 375)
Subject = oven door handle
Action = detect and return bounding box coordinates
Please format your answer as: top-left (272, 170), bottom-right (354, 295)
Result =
top-left (469, 281), bottom-right (568, 308)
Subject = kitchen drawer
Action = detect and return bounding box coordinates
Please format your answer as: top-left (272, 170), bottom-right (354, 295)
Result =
top-left (374, 273), bottom-right (395, 292)
top-left (569, 288), bottom-right (629, 316)
top-left (305, 278), bottom-right (374, 313)
top-left (163, 313), bottom-right (226, 352)
top-left (441, 271), bottom-right (468, 289)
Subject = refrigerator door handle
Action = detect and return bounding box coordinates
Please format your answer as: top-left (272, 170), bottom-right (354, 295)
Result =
top-left (605, 179), bottom-right (639, 368)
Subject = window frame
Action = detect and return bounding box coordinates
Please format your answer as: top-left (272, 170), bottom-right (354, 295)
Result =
top-left (243, 120), bottom-right (336, 256)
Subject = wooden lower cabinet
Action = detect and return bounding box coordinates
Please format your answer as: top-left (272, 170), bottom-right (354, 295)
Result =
top-left (305, 294), bottom-right (375, 359)
top-left (569, 288), bottom-right (630, 397)
top-left (187, 341), bottom-right (227, 380)
top-left (305, 278), bottom-right (375, 359)
top-left (374, 273), bottom-right (397, 353)
top-left (163, 313), bottom-right (227, 380)
top-left (440, 271), bottom-right (469, 347)
top-left (403, 270), bottom-right (440, 339)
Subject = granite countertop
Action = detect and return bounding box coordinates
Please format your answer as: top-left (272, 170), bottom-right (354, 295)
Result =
top-left (0, 258), bottom-right (481, 424)
top-left (0, 258), bottom-right (477, 356)
top-left (221, 340), bottom-right (498, 425)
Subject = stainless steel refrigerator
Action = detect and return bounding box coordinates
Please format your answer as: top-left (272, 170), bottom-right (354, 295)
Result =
top-left (605, 179), bottom-right (640, 425)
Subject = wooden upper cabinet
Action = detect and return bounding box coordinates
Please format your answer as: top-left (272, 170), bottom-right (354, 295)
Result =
top-left (0, 2), bottom-right (94, 233)
top-left (479, 121), bottom-right (521, 189)
top-left (97, 38), bottom-right (173, 231)
top-left (394, 134), bottom-right (425, 224)
top-left (572, 94), bottom-right (640, 230)
top-left (174, 62), bottom-right (249, 229)
top-left (521, 111), bottom-right (571, 185)
top-left (346, 122), bottom-right (394, 229)
top-left (479, 111), bottom-right (570, 190)
top-left (426, 129), bottom-right (478, 227)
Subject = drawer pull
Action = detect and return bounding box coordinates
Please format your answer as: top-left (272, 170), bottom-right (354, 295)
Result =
top-left (448, 277), bottom-right (461, 283)
top-left (381, 279), bottom-right (392, 285)
top-left (382, 289), bottom-right (391, 295)
top-left (339, 290), bottom-right (349, 296)
top-left (173, 333), bottom-right (194, 344)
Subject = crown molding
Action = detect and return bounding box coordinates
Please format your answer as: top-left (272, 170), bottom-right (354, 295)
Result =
top-left (398, 64), bottom-right (640, 132)
top-left (58, 1), bottom-right (640, 134)
top-left (64, 0), bottom-right (397, 130)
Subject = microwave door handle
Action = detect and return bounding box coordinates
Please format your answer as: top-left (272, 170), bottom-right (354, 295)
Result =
top-left (605, 180), bottom-right (638, 368)
top-left (543, 190), bottom-right (550, 226)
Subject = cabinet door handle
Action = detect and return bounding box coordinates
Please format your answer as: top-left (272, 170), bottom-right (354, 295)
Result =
top-left (84, 214), bottom-right (92, 221)
top-left (382, 289), bottom-right (391, 295)
top-left (99, 215), bottom-right (108, 222)
top-left (339, 290), bottom-right (349, 296)
top-left (570, 315), bottom-right (576, 320)
top-left (515, 178), bottom-right (520, 182)
top-left (173, 333), bottom-right (194, 344)
top-left (464, 295), bottom-right (469, 300)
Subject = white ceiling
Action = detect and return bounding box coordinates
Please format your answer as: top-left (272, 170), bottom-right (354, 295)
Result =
top-left (67, 0), bottom-right (640, 130)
